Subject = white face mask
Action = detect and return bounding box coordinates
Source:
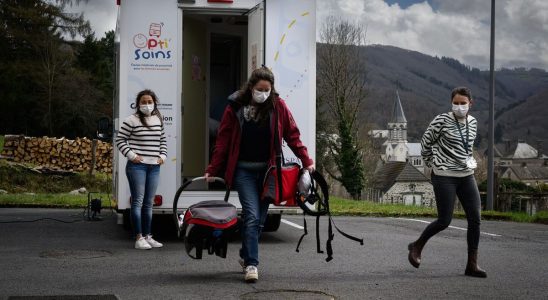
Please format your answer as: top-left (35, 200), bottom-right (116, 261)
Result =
top-left (452, 104), bottom-right (469, 118)
top-left (139, 104), bottom-right (154, 115)
top-left (252, 89), bottom-right (270, 104)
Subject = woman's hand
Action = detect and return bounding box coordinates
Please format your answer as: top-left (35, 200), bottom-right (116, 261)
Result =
top-left (132, 155), bottom-right (143, 163)
top-left (204, 173), bottom-right (214, 182)
top-left (305, 164), bottom-right (315, 173)
top-left (157, 157), bottom-right (164, 165)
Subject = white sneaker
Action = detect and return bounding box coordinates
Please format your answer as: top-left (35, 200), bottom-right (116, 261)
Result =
top-left (145, 235), bottom-right (163, 248)
top-left (244, 266), bottom-right (258, 283)
top-left (135, 237), bottom-right (152, 250)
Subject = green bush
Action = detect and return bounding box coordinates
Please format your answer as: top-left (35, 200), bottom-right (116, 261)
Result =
top-left (533, 211), bottom-right (548, 224)
top-left (0, 135), bottom-right (4, 153)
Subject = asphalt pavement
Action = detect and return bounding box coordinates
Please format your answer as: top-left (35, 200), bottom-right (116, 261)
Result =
top-left (0, 208), bottom-right (547, 299)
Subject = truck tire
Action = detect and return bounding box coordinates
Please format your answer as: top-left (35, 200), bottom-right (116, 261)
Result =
top-left (263, 213), bottom-right (281, 232)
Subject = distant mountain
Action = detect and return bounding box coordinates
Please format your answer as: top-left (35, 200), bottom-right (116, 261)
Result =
top-left (496, 88), bottom-right (548, 148)
top-left (319, 44), bottom-right (548, 149)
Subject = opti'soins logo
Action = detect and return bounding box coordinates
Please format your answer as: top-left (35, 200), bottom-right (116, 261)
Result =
top-left (133, 22), bottom-right (172, 60)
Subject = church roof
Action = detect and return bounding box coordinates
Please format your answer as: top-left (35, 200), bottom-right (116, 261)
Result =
top-left (391, 90), bottom-right (407, 123)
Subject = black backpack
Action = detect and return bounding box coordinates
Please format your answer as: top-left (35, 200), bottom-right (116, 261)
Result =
top-left (173, 177), bottom-right (238, 259)
top-left (294, 171), bottom-right (364, 262)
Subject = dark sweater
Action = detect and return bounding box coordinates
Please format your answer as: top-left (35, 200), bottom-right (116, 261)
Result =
top-left (238, 117), bottom-right (270, 162)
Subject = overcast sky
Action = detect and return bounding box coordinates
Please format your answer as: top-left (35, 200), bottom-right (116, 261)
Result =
top-left (70, 0), bottom-right (548, 70)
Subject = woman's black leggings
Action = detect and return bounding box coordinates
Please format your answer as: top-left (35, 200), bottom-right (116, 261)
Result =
top-left (418, 173), bottom-right (481, 251)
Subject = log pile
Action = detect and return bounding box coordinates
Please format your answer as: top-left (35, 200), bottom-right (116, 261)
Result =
top-left (1, 135), bottom-right (113, 173)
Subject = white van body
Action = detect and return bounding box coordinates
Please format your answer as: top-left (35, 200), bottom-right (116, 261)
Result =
top-left (113, 0), bottom-right (316, 231)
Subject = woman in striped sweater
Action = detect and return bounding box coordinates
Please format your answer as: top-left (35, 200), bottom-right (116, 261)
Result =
top-left (407, 87), bottom-right (487, 278)
top-left (116, 89), bottom-right (167, 250)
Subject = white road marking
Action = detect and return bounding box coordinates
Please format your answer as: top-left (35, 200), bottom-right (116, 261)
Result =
top-left (393, 217), bottom-right (502, 237)
top-left (281, 218), bottom-right (304, 230)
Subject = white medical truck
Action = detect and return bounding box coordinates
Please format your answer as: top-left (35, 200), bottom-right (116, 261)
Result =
top-left (113, 0), bottom-right (316, 231)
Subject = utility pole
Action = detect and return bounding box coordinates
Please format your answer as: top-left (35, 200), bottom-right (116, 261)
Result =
top-left (487, 0), bottom-right (496, 210)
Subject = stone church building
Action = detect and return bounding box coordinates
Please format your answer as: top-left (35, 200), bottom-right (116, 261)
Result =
top-left (368, 91), bottom-right (435, 206)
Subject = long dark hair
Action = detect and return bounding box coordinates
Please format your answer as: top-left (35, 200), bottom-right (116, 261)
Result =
top-left (237, 67), bottom-right (278, 123)
top-left (134, 89), bottom-right (163, 127)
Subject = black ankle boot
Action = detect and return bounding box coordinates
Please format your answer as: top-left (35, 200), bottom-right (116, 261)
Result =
top-left (465, 250), bottom-right (487, 278)
top-left (408, 239), bottom-right (426, 268)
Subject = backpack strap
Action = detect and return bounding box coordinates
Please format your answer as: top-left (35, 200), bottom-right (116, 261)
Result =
top-left (273, 106), bottom-right (284, 203)
top-left (316, 214), bottom-right (324, 254)
top-left (325, 213), bottom-right (364, 262)
top-left (326, 216), bottom-right (335, 262)
top-left (295, 214), bottom-right (308, 252)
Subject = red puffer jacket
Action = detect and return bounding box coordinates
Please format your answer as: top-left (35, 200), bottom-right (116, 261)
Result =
top-left (206, 96), bottom-right (313, 188)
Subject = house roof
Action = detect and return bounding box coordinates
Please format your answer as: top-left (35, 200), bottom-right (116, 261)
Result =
top-left (373, 161), bottom-right (429, 192)
top-left (507, 166), bottom-right (548, 180)
top-left (369, 130), bottom-right (389, 138)
top-left (513, 143), bottom-right (538, 159)
top-left (492, 142), bottom-right (542, 159)
top-left (396, 163), bottom-right (430, 182)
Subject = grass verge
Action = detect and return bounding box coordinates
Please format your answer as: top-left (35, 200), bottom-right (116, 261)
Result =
top-left (0, 193), bottom-right (114, 208)
top-left (329, 197), bottom-right (548, 224)
top-left (1, 192), bottom-right (546, 224)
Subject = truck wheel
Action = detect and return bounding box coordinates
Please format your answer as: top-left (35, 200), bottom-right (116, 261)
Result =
top-left (263, 213), bottom-right (281, 232)
top-left (122, 209), bottom-right (131, 231)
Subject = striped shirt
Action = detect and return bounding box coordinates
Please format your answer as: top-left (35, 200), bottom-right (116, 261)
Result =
top-left (421, 112), bottom-right (477, 177)
top-left (116, 114), bottom-right (167, 165)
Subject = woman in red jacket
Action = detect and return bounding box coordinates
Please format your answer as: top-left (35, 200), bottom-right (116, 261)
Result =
top-left (205, 67), bottom-right (314, 283)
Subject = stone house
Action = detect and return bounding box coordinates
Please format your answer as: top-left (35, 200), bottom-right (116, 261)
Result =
top-left (370, 161), bottom-right (435, 207)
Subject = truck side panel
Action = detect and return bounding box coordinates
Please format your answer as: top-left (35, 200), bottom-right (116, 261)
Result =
top-left (116, 0), bottom-right (181, 210)
top-left (265, 0), bottom-right (316, 164)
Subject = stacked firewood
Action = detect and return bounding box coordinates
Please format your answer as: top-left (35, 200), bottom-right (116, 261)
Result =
top-left (1, 135), bottom-right (113, 173)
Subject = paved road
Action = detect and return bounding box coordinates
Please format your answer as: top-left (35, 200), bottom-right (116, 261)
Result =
top-left (1, 208), bottom-right (547, 299)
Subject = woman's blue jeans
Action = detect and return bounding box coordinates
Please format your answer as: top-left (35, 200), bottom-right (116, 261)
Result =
top-left (126, 161), bottom-right (160, 237)
top-left (233, 162), bottom-right (269, 267)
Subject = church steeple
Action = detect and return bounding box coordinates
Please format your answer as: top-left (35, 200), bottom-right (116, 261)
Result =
top-left (387, 90), bottom-right (407, 143)
top-left (384, 90), bottom-right (409, 162)
top-left (391, 90), bottom-right (407, 123)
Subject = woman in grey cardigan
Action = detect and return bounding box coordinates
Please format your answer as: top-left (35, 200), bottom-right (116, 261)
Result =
top-left (408, 87), bottom-right (486, 278)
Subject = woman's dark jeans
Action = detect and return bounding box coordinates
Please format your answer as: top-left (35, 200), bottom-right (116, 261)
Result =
top-left (418, 173), bottom-right (481, 251)
top-left (233, 162), bottom-right (269, 267)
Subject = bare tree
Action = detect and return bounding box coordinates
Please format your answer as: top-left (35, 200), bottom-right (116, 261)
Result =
top-left (317, 16), bottom-right (367, 199)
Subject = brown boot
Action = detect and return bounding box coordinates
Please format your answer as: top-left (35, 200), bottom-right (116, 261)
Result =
top-left (408, 239), bottom-right (426, 268)
top-left (465, 250), bottom-right (487, 278)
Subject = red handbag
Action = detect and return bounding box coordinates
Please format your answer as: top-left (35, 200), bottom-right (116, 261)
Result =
top-left (262, 162), bottom-right (300, 206)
